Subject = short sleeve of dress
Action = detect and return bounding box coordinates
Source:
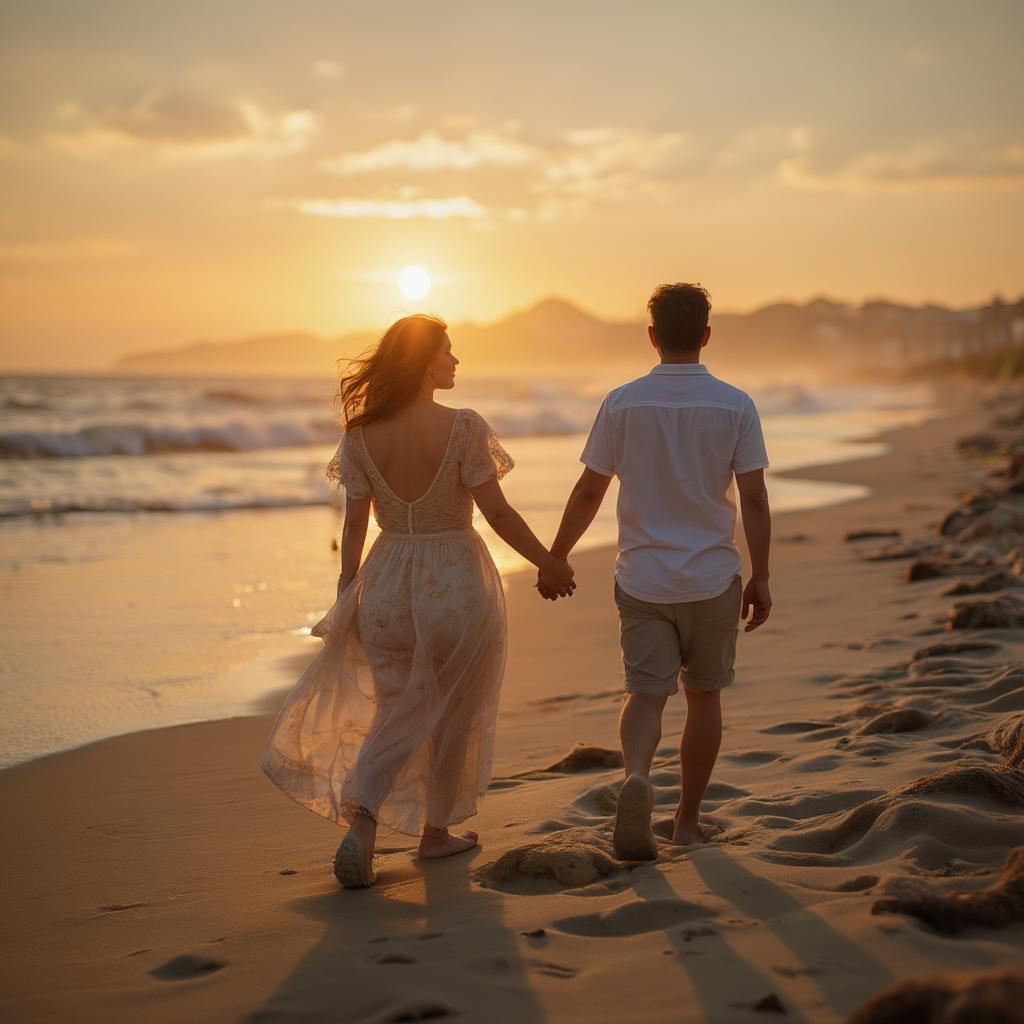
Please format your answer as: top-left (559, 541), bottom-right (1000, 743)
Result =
top-left (460, 410), bottom-right (514, 488)
top-left (326, 429), bottom-right (372, 499)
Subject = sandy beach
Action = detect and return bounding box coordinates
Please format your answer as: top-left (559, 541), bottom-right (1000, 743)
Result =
top-left (3, 389), bottom-right (1024, 1023)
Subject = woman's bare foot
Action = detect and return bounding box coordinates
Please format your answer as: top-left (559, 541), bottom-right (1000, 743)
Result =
top-left (416, 827), bottom-right (479, 860)
top-left (334, 812), bottom-right (377, 887)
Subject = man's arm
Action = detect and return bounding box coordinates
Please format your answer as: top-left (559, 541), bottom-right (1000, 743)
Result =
top-left (538, 468), bottom-right (613, 598)
top-left (735, 468), bottom-right (772, 631)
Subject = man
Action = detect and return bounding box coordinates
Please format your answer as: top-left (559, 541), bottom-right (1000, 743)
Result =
top-left (537, 282), bottom-right (772, 860)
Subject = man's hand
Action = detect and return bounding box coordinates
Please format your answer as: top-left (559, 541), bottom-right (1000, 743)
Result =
top-left (742, 578), bottom-right (772, 632)
top-left (536, 556), bottom-right (576, 601)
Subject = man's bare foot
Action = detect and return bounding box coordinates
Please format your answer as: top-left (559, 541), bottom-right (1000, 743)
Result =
top-left (670, 821), bottom-right (706, 846)
top-left (416, 828), bottom-right (479, 860)
top-left (613, 774), bottom-right (658, 860)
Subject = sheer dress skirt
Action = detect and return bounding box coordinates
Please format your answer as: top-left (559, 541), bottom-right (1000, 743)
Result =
top-left (260, 526), bottom-right (508, 837)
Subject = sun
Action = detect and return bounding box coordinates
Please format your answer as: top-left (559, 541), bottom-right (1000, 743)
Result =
top-left (398, 265), bottom-right (431, 301)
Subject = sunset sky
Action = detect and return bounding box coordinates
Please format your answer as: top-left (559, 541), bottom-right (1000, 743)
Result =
top-left (1, 1), bottom-right (1022, 372)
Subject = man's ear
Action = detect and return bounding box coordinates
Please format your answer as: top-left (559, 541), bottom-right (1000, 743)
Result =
top-left (647, 324), bottom-right (658, 350)
top-left (700, 325), bottom-right (711, 349)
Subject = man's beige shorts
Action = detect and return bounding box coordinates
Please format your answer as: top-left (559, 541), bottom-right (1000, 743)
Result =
top-left (614, 574), bottom-right (742, 695)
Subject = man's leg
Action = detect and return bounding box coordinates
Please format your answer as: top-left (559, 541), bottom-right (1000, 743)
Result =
top-left (618, 692), bottom-right (669, 778)
top-left (614, 694), bottom-right (668, 859)
top-left (671, 575), bottom-right (738, 845)
top-left (672, 686), bottom-right (723, 844)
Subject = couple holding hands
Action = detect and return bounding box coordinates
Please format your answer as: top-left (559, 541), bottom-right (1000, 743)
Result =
top-left (261, 282), bottom-right (772, 888)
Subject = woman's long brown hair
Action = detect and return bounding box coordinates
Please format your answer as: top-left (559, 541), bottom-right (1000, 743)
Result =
top-left (335, 313), bottom-right (448, 429)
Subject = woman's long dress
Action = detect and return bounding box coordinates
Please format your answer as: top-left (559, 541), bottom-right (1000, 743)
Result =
top-left (260, 407), bottom-right (514, 837)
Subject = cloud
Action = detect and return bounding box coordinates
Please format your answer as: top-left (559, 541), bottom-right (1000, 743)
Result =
top-left (530, 127), bottom-right (689, 216)
top-left (43, 89), bottom-right (317, 159)
top-left (543, 127), bottom-right (687, 183)
top-left (308, 124), bottom-right (689, 221)
top-left (778, 133), bottom-right (1024, 190)
top-left (312, 60), bottom-right (344, 79)
top-left (0, 236), bottom-right (141, 273)
top-left (264, 194), bottom-right (488, 219)
top-left (318, 129), bottom-right (539, 174)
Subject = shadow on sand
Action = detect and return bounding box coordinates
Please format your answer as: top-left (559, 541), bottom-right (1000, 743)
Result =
top-left (245, 844), bottom-right (544, 1023)
top-left (628, 844), bottom-right (894, 1021)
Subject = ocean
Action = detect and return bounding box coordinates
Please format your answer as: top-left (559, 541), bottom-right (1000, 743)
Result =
top-left (0, 371), bottom-right (931, 767)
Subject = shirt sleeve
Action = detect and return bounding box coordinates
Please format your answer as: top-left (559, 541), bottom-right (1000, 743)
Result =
top-left (732, 397), bottom-right (770, 475)
top-left (580, 397), bottom-right (615, 476)
top-left (460, 411), bottom-right (514, 488)
top-left (325, 429), bottom-right (372, 499)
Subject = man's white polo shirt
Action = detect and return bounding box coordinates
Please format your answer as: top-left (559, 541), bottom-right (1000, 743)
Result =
top-left (580, 362), bottom-right (769, 604)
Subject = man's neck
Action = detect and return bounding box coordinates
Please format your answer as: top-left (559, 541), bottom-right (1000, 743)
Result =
top-left (658, 356), bottom-right (701, 365)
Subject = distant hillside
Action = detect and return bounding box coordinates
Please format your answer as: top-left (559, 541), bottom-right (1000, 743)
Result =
top-left (111, 299), bottom-right (643, 379)
top-left (111, 294), bottom-right (1024, 379)
top-left (112, 330), bottom-right (376, 378)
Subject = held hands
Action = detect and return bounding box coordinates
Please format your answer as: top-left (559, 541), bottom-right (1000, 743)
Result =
top-left (536, 554), bottom-right (576, 601)
top-left (742, 577), bottom-right (772, 632)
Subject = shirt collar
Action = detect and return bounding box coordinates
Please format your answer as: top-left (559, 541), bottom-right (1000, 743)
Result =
top-left (649, 362), bottom-right (709, 375)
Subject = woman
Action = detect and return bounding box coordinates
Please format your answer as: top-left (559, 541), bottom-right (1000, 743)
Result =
top-left (261, 313), bottom-right (575, 887)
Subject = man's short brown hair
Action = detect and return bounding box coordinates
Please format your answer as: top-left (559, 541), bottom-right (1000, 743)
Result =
top-left (647, 283), bottom-right (712, 353)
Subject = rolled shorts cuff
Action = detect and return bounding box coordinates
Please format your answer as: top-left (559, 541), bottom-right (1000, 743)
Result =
top-left (680, 668), bottom-right (735, 693)
top-left (624, 674), bottom-right (680, 696)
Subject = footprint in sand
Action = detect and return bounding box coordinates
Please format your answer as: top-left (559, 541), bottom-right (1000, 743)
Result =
top-left (704, 781), bottom-right (750, 800)
top-left (763, 764), bottom-right (1024, 865)
top-left (149, 954), bottom-right (227, 981)
top-left (911, 639), bottom-right (1003, 661)
top-left (374, 953), bottom-right (418, 965)
top-left (759, 721), bottom-right (837, 735)
top-left (730, 787), bottom-right (884, 821)
top-left (385, 1001), bottom-right (455, 1022)
top-left (552, 898), bottom-right (717, 937)
top-left (831, 874), bottom-right (879, 892)
top-left (853, 708), bottom-right (932, 735)
top-left (789, 753), bottom-right (832, 771)
top-left (722, 750), bottom-right (786, 766)
top-left (907, 656), bottom-right (991, 680)
top-left (96, 902), bottom-right (147, 914)
top-left (487, 778), bottom-right (525, 791)
top-left (528, 960), bottom-right (579, 979)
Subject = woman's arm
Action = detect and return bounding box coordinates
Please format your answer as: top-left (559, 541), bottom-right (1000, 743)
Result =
top-left (337, 494), bottom-right (372, 598)
top-left (469, 476), bottom-right (575, 594)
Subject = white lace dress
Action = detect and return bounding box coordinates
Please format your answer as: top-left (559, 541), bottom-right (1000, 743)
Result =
top-left (260, 408), bottom-right (514, 836)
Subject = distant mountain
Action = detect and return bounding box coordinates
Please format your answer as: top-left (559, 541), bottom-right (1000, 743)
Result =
top-left (112, 330), bottom-right (376, 378)
top-left (110, 294), bottom-right (1024, 379)
top-left (111, 297), bottom-right (643, 378)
